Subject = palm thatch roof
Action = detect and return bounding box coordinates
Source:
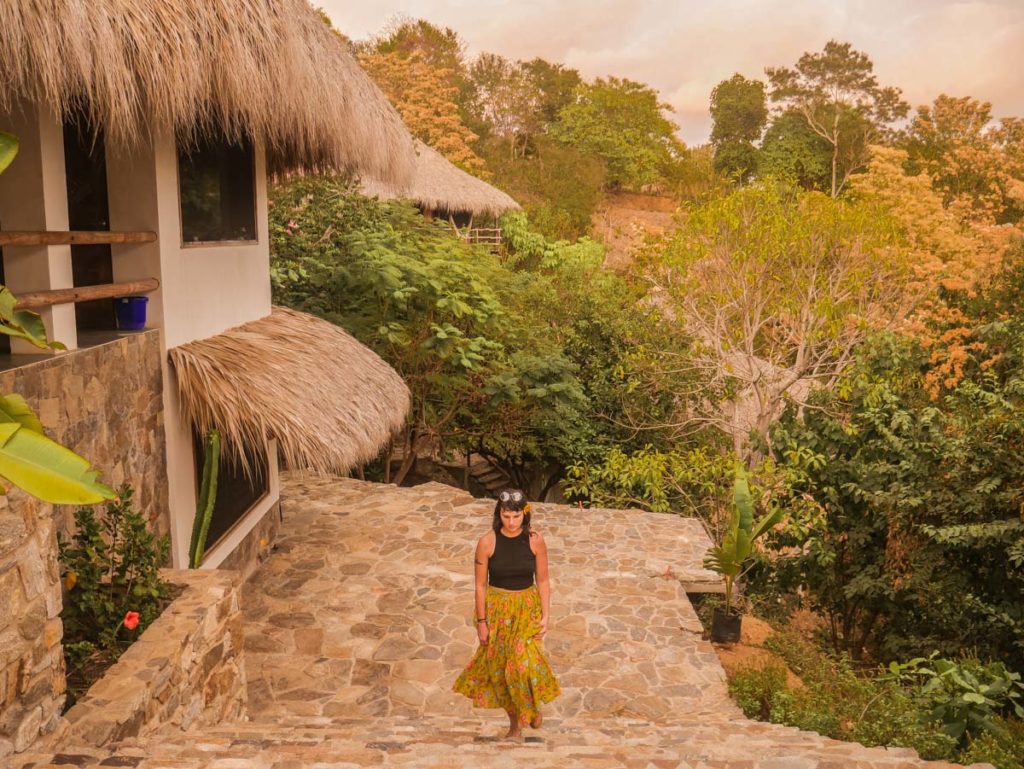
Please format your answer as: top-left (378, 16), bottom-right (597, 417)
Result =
top-left (168, 307), bottom-right (410, 475)
top-left (0, 0), bottom-right (414, 182)
top-left (362, 140), bottom-right (520, 218)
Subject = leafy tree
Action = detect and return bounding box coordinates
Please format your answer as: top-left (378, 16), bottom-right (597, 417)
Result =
top-left (479, 135), bottom-right (605, 239)
top-left (710, 74), bottom-right (768, 182)
top-left (366, 16), bottom-right (467, 82)
top-left (848, 145), bottom-right (1011, 397)
top-left (904, 95), bottom-right (1024, 225)
top-left (269, 177), bottom-right (599, 490)
top-left (359, 49), bottom-right (484, 172)
top-left (766, 40), bottom-right (909, 197)
top-left (467, 53), bottom-right (541, 157)
top-left (759, 109), bottom-right (833, 190)
top-left (767, 315), bottom-right (1024, 668)
top-left (636, 183), bottom-right (914, 458)
top-left (551, 77), bottom-right (684, 190)
top-left (522, 58), bottom-right (582, 126)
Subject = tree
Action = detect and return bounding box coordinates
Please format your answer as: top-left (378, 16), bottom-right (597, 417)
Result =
top-left (637, 183), bottom-right (915, 458)
top-left (709, 74), bottom-right (768, 182)
top-left (766, 40), bottom-right (909, 197)
top-left (904, 95), bottom-right (1024, 225)
top-left (478, 135), bottom-right (605, 240)
top-left (551, 77), bottom-right (684, 190)
top-left (269, 177), bottom-right (591, 489)
top-left (759, 109), bottom-right (833, 191)
top-left (467, 53), bottom-right (540, 158)
top-left (849, 145), bottom-right (1013, 396)
top-left (522, 58), bottom-right (581, 127)
top-left (366, 16), bottom-right (467, 82)
top-left (359, 49), bottom-right (485, 172)
top-left (767, 318), bottom-right (1024, 667)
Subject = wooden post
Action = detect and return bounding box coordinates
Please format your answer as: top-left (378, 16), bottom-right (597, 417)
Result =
top-left (14, 278), bottom-right (160, 310)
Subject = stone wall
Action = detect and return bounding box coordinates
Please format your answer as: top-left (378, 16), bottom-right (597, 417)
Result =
top-left (0, 331), bottom-right (169, 758)
top-left (217, 501), bottom-right (281, 581)
top-left (54, 569), bottom-right (246, 749)
top-left (0, 330), bottom-right (170, 540)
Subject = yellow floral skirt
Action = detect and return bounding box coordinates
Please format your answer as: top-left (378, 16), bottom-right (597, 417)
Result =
top-left (452, 585), bottom-right (561, 724)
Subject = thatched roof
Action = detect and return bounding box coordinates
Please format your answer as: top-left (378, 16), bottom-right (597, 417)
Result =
top-left (168, 307), bottom-right (410, 475)
top-left (362, 140), bottom-right (520, 218)
top-left (0, 0), bottom-right (414, 182)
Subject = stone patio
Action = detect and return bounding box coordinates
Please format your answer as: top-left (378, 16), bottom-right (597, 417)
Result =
top-left (13, 475), bottom-right (988, 768)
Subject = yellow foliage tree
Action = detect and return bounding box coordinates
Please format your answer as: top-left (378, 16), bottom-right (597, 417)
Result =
top-left (850, 145), bottom-right (1021, 395)
top-left (360, 50), bottom-right (485, 173)
top-left (905, 95), bottom-right (1024, 225)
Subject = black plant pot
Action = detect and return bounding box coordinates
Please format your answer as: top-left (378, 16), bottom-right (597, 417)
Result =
top-left (710, 606), bottom-right (742, 644)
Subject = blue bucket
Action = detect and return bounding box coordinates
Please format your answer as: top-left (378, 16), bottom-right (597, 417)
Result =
top-left (115, 296), bottom-right (148, 331)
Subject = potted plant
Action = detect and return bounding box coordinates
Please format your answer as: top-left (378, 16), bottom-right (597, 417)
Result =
top-left (703, 464), bottom-right (782, 643)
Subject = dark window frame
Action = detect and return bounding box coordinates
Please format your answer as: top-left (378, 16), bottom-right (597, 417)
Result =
top-left (176, 134), bottom-right (258, 247)
top-left (191, 431), bottom-right (270, 558)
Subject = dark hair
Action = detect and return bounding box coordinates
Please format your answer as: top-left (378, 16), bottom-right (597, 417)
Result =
top-left (492, 488), bottom-right (530, 534)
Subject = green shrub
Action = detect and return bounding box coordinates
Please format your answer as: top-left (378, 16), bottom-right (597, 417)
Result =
top-left (886, 654), bottom-right (1024, 743)
top-left (729, 665), bottom-right (789, 720)
top-left (748, 632), bottom-right (959, 760)
top-left (960, 718), bottom-right (1024, 769)
top-left (59, 484), bottom-right (171, 683)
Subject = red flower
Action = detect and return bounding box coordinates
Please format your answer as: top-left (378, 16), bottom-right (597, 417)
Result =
top-left (123, 611), bottom-right (141, 630)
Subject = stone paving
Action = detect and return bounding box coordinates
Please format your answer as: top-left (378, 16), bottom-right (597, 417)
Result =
top-left (14, 475), bottom-right (989, 768)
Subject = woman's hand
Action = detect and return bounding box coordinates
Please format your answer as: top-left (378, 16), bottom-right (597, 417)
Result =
top-left (538, 614), bottom-right (548, 638)
top-left (477, 621), bottom-right (489, 645)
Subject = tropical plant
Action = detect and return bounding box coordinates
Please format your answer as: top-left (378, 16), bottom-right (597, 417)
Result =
top-left (703, 465), bottom-right (783, 614)
top-left (0, 131), bottom-right (18, 174)
top-left (59, 485), bottom-right (171, 671)
top-left (885, 654), bottom-right (1024, 743)
top-left (188, 429), bottom-right (221, 567)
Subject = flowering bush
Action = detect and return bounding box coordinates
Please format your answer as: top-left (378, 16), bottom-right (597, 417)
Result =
top-left (58, 484), bottom-right (172, 705)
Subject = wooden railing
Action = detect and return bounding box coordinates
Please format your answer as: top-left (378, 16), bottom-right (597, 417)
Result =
top-left (0, 230), bottom-right (157, 247)
top-left (461, 227), bottom-right (503, 247)
top-left (14, 278), bottom-right (160, 310)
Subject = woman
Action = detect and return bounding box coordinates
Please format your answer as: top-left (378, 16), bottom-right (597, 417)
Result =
top-left (452, 488), bottom-right (561, 738)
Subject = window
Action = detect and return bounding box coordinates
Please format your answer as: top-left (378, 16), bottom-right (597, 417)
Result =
top-left (177, 135), bottom-right (256, 244)
top-left (192, 431), bottom-right (269, 556)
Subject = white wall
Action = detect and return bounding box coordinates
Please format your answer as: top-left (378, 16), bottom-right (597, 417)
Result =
top-left (105, 132), bottom-right (275, 567)
top-left (0, 101), bottom-right (77, 351)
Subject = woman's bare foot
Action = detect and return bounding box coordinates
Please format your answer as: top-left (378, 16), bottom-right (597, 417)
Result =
top-left (505, 711), bottom-right (522, 739)
top-left (529, 711), bottom-right (543, 729)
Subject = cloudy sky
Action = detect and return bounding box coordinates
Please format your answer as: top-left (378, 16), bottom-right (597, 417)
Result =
top-left (321, 0), bottom-right (1024, 146)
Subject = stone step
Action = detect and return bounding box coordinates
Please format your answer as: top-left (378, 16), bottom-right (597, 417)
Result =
top-left (13, 714), bottom-right (984, 769)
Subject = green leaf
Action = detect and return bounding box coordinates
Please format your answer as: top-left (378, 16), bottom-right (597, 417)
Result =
top-left (0, 394), bottom-right (45, 432)
top-left (0, 422), bottom-right (116, 504)
top-left (0, 132), bottom-right (18, 175)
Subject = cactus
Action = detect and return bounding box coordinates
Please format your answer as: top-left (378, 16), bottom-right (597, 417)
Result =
top-left (188, 429), bottom-right (221, 568)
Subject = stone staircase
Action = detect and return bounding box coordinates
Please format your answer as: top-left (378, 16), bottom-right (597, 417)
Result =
top-left (12, 476), bottom-right (988, 769)
top-left (12, 713), bottom-right (973, 768)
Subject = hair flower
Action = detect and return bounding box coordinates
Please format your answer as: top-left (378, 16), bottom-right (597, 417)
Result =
top-left (523, 503), bottom-right (532, 515)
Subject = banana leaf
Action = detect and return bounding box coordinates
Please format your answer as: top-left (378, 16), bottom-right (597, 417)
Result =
top-left (0, 288), bottom-right (65, 350)
top-left (0, 394), bottom-right (45, 432)
top-left (0, 422), bottom-right (116, 504)
top-left (0, 132), bottom-right (17, 175)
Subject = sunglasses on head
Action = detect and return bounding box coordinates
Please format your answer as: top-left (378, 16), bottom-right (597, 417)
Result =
top-left (499, 490), bottom-right (525, 503)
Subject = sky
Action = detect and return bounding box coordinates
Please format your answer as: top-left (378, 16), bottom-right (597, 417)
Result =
top-left (321, 0), bottom-right (1024, 146)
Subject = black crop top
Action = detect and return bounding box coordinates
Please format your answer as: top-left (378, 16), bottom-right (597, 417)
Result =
top-left (488, 529), bottom-right (536, 590)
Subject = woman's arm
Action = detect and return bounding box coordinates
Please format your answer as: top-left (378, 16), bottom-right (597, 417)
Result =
top-left (474, 533), bottom-right (492, 644)
top-left (532, 531), bottom-right (550, 637)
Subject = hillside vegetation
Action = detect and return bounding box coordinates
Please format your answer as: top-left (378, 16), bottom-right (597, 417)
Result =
top-left (270, 21), bottom-right (1024, 767)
